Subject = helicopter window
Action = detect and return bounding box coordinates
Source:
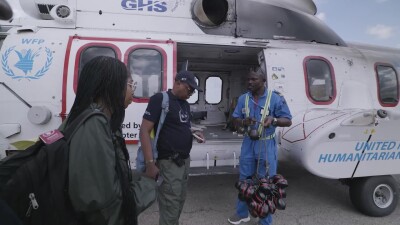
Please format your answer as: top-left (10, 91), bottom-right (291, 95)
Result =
top-left (128, 49), bottom-right (162, 98)
top-left (205, 76), bottom-right (222, 104)
top-left (304, 58), bottom-right (336, 104)
top-left (79, 46), bottom-right (117, 76)
top-left (376, 64), bottom-right (398, 107)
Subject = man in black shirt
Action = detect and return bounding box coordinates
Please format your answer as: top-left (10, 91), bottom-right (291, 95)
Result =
top-left (139, 70), bottom-right (205, 225)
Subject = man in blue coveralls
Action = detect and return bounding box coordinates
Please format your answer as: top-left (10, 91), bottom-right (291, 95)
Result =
top-left (228, 68), bottom-right (292, 225)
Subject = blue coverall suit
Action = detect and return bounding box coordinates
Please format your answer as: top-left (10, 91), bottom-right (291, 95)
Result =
top-left (232, 88), bottom-right (292, 225)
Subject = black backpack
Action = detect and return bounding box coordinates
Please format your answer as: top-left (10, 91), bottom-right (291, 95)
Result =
top-left (0, 109), bottom-right (104, 225)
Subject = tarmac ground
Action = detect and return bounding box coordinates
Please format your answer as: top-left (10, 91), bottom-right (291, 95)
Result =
top-left (138, 160), bottom-right (400, 225)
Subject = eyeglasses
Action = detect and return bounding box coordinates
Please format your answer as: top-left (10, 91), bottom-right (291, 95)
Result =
top-left (127, 82), bottom-right (137, 90)
top-left (184, 84), bottom-right (195, 95)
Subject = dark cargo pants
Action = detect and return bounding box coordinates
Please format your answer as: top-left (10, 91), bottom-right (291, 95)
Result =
top-left (157, 157), bottom-right (190, 225)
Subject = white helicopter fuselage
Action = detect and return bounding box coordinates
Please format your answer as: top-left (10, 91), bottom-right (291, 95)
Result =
top-left (1, 0), bottom-right (400, 216)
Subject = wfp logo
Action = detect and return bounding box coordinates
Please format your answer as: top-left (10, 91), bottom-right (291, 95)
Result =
top-left (121, 0), bottom-right (173, 12)
top-left (1, 45), bottom-right (53, 80)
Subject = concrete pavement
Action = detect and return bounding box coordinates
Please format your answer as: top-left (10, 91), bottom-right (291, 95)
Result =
top-left (138, 161), bottom-right (400, 225)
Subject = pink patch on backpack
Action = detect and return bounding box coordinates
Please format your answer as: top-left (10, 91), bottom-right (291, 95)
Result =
top-left (39, 130), bottom-right (64, 144)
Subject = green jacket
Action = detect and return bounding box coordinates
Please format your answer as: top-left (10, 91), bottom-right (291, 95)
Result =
top-left (62, 110), bottom-right (124, 225)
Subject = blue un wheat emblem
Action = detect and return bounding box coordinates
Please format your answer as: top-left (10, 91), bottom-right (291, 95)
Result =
top-left (2, 46), bottom-right (53, 80)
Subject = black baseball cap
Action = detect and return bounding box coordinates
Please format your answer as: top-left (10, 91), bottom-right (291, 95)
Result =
top-left (175, 70), bottom-right (203, 92)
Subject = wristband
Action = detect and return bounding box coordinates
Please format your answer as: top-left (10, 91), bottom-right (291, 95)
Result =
top-left (145, 159), bottom-right (155, 165)
top-left (272, 118), bottom-right (278, 127)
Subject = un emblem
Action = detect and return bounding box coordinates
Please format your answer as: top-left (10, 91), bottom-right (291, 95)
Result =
top-left (1, 46), bottom-right (53, 80)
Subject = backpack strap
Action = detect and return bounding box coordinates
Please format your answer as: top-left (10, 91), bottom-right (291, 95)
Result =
top-left (152, 91), bottom-right (169, 149)
top-left (63, 109), bottom-right (106, 142)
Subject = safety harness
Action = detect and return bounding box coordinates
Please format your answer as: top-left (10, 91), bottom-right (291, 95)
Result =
top-left (245, 89), bottom-right (274, 140)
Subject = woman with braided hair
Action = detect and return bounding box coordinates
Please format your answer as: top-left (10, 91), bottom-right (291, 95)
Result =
top-left (64, 56), bottom-right (138, 225)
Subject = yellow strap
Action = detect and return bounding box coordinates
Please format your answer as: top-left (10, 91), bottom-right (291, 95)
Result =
top-left (244, 90), bottom-right (273, 137)
top-left (259, 133), bottom-right (275, 140)
top-left (245, 91), bottom-right (272, 119)
top-left (245, 94), bottom-right (250, 118)
top-left (258, 90), bottom-right (272, 134)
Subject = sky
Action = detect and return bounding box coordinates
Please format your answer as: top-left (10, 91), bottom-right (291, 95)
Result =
top-left (7, 0), bottom-right (400, 49)
top-left (314, 0), bottom-right (400, 49)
